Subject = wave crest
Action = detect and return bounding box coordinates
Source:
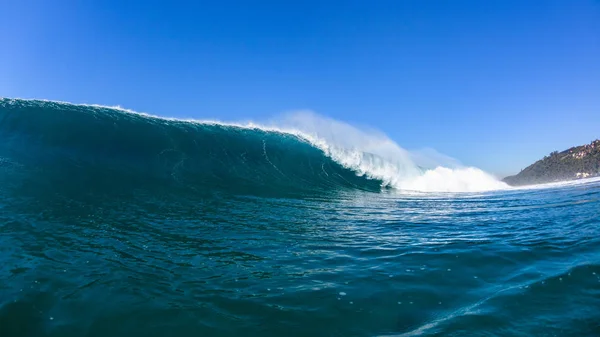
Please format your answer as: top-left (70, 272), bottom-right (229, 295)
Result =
top-left (265, 110), bottom-right (508, 192)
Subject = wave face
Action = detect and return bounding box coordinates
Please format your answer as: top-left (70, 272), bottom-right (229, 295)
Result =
top-left (0, 98), bottom-right (506, 197)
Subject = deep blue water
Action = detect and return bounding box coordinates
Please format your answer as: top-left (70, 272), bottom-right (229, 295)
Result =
top-left (1, 99), bottom-right (599, 336)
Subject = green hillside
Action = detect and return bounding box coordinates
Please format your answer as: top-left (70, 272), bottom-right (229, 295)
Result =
top-left (503, 139), bottom-right (600, 186)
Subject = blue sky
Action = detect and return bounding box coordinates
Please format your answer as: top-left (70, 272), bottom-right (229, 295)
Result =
top-left (2, 0), bottom-right (599, 177)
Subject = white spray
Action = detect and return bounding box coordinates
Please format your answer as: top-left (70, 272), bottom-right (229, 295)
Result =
top-left (267, 110), bottom-right (509, 193)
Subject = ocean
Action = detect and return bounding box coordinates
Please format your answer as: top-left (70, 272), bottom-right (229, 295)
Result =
top-left (1, 98), bottom-right (599, 337)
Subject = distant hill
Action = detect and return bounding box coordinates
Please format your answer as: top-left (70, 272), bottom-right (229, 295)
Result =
top-left (503, 139), bottom-right (600, 186)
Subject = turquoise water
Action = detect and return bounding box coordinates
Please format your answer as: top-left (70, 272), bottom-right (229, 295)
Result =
top-left (1, 99), bottom-right (599, 336)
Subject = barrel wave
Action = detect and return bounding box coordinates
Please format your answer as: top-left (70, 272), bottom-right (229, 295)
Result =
top-left (0, 98), bottom-right (389, 198)
top-left (0, 98), bottom-right (507, 197)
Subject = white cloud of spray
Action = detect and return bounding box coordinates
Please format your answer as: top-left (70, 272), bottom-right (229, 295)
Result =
top-left (408, 147), bottom-right (463, 170)
top-left (266, 110), bottom-right (509, 193)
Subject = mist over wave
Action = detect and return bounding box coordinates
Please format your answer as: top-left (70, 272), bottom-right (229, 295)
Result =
top-left (263, 110), bottom-right (508, 192)
top-left (0, 98), bottom-right (508, 193)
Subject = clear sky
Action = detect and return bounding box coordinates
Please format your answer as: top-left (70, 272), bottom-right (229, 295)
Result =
top-left (2, 0), bottom-right (599, 177)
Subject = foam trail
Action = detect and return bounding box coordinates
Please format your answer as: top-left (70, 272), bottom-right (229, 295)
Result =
top-left (399, 167), bottom-right (509, 192)
top-left (510, 176), bottom-right (600, 191)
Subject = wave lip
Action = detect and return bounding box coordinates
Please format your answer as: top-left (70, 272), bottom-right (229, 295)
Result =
top-left (0, 98), bottom-right (508, 195)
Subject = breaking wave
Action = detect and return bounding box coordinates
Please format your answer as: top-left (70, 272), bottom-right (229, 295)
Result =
top-left (0, 98), bottom-right (507, 197)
